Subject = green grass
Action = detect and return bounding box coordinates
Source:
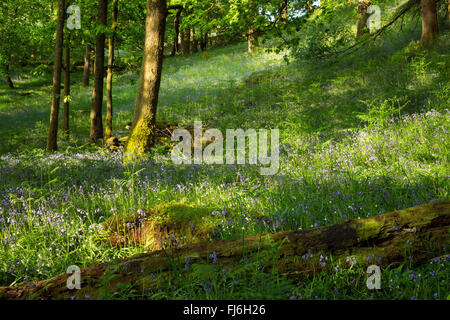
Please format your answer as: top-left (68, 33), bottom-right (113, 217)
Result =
top-left (0, 24), bottom-right (449, 299)
top-left (132, 251), bottom-right (449, 300)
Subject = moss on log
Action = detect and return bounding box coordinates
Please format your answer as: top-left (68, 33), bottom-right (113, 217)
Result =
top-left (0, 201), bottom-right (448, 300)
top-left (98, 202), bottom-right (267, 250)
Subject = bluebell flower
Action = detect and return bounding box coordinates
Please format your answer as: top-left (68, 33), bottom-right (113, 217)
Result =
top-left (408, 272), bottom-right (418, 282)
top-left (302, 250), bottom-right (312, 260)
top-left (209, 251), bottom-right (218, 264)
top-left (185, 256), bottom-right (191, 271)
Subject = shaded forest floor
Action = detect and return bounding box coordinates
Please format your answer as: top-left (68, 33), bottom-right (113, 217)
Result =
top-left (0, 27), bottom-right (449, 299)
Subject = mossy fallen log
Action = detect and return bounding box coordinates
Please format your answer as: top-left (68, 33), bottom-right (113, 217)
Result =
top-left (0, 201), bottom-right (448, 300)
top-left (98, 202), bottom-right (265, 250)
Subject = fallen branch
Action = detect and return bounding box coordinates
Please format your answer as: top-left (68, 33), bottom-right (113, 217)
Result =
top-left (0, 200), bottom-right (448, 300)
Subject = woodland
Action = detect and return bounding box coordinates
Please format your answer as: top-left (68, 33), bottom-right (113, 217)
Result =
top-left (0, 0), bottom-right (449, 300)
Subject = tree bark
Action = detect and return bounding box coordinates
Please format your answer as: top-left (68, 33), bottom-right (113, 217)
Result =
top-left (192, 29), bottom-right (198, 53)
top-left (125, 0), bottom-right (167, 159)
top-left (4, 64), bottom-right (14, 89)
top-left (248, 27), bottom-right (259, 54)
top-left (91, 46), bottom-right (95, 76)
top-left (46, 0), bottom-right (65, 152)
top-left (448, 0), bottom-right (450, 21)
top-left (248, 0), bottom-right (259, 54)
top-left (306, 0), bottom-right (314, 13)
top-left (181, 27), bottom-right (191, 56)
top-left (280, 0), bottom-right (288, 23)
top-left (1, 201), bottom-right (448, 300)
top-left (105, 0), bottom-right (119, 141)
top-left (82, 44), bottom-right (92, 88)
top-left (62, 33), bottom-right (70, 136)
top-left (419, 0), bottom-right (439, 47)
top-left (90, 0), bottom-right (108, 143)
top-left (171, 7), bottom-right (182, 56)
top-left (356, 0), bottom-right (371, 38)
top-left (200, 32), bottom-right (208, 51)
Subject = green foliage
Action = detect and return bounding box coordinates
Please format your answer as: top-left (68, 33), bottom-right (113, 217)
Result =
top-left (290, 2), bottom-right (355, 60)
top-left (356, 97), bottom-right (407, 127)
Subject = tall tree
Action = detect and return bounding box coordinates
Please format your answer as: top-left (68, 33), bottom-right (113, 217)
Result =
top-left (306, 0), bottom-right (314, 13)
top-left (192, 29), bottom-right (199, 53)
top-left (0, 0), bottom-right (28, 90)
top-left (419, 0), bottom-right (438, 48)
top-left (91, 46), bottom-right (96, 76)
top-left (46, 0), bottom-right (66, 152)
top-left (105, 0), bottom-right (119, 140)
top-left (90, 0), bottom-right (108, 143)
top-left (248, 29), bottom-right (258, 54)
top-left (247, 0), bottom-right (259, 54)
top-left (170, 6), bottom-right (182, 56)
top-left (125, 0), bottom-right (167, 158)
top-left (356, 0), bottom-right (371, 38)
top-left (200, 32), bottom-right (208, 51)
top-left (62, 32), bottom-right (70, 136)
top-left (181, 27), bottom-right (191, 56)
top-left (82, 44), bottom-right (92, 87)
top-left (4, 65), bottom-right (14, 89)
top-left (280, 0), bottom-right (288, 23)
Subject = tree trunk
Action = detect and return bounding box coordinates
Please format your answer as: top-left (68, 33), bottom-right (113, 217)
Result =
top-left (192, 29), bottom-right (198, 53)
top-left (248, 28), bottom-right (258, 54)
top-left (91, 46), bottom-right (95, 76)
top-left (280, 0), bottom-right (288, 23)
top-left (82, 44), bottom-right (92, 87)
top-left (90, 0), bottom-right (108, 144)
top-left (125, 0), bottom-right (167, 159)
top-left (448, 0), bottom-right (450, 21)
top-left (62, 33), bottom-right (70, 136)
top-left (200, 32), bottom-right (208, 51)
top-left (46, 0), bottom-right (65, 152)
top-left (0, 201), bottom-right (448, 300)
top-left (181, 27), bottom-right (191, 56)
top-left (4, 64), bottom-right (14, 89)
top-left (356, 0), bottom-right (371, 38)
top-left (171, 7), bottom-right (182, 56)
top-left (306, 0), bottom-right (314, 13)
top-left (419, 0), bottom-right (439, 47)
top-left (105, 0), bottom-right (119, 141)
top-left (248, 0), bottom-right (258, 54)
